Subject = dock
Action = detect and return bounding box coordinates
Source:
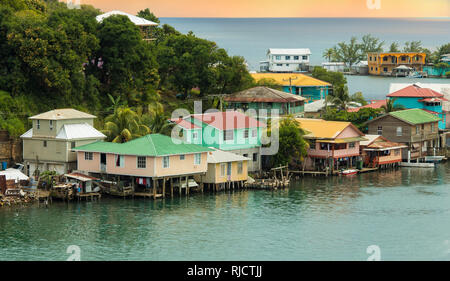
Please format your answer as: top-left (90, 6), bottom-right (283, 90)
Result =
top-left (76, 192), bottom-right (101, 201)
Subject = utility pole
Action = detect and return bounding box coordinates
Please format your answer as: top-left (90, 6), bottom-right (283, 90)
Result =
top-left (282, 76), bottom-right (298, 95)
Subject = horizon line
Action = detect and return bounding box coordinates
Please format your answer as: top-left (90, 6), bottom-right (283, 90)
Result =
top-left (158, 16), bottom-right (450, 20)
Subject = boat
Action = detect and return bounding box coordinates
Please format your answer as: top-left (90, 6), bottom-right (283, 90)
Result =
top-left (340, 169), bottom-right (358, 176)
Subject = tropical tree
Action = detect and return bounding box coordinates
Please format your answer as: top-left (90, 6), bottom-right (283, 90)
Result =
top-left (350, 92), bottom-right (367, 106)
top-left (271, 117), bottom-right (309, 167)
top-left (359, 34), bottom-right (384, 58)
top-left (381, 98), bottom-right (404, 113)
top-left (334, 37), bottom-right (361, 67)
top-left (403, 41), bottom-right (423, 52)
top-left (102, 107), bottom-right (151, 143)
top-left (329, 85), bottom-right (351, 111)
top-left (142, 103), bottom-right (174, 135)
top-left (389, 42), bottom-right (400, 52)
top-left (322, 48), bottom-right (335, 62)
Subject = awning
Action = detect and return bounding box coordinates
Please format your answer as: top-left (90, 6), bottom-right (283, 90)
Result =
top-left (316, 137), bottom-right (367, 144)
top-left (64, 173), bottom-right (98, 182)
top-left (0, 169), bottom-right (29, 183)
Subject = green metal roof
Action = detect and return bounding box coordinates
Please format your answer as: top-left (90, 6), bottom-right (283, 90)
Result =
top-left (389, 109), bottom-right (441, 125)
top-left (73, 134), bottom-right (213, 156)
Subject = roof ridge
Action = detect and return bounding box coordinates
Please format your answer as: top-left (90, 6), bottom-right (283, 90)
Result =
top-left (265, 87), bottom-right (290, 102)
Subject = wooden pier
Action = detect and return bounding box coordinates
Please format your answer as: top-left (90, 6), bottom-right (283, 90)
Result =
top-left (76, 192), bottom-right (101, 201)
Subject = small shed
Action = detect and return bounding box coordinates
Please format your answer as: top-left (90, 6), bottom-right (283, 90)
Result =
top-left (64, 172), bottom-right (99, 193)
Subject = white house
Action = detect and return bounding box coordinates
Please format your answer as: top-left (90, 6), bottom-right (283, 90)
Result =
top-left (261, 48), bottom-right (311, 72)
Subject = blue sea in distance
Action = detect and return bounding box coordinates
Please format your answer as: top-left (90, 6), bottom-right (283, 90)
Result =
top-left (160, 18), bottom-right (450, 99)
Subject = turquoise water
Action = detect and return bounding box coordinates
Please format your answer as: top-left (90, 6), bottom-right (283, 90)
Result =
top-left (160, 17), bottom-right (450, 99)
top-left (1, 163), bottom-right (450, 261)
top-left (159, 18), bottom-right (450, 69)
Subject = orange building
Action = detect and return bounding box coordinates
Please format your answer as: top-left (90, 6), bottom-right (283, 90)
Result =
top-left (367, 52), bottom-right (426, 76)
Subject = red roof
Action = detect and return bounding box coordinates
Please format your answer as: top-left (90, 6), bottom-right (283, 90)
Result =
top-left (387, 85), bottom-right (444, 98)
top-left (170, 118), bottom-right (200, 129)
top-left (347, 100), bottom-right (387, 112)
top-left (418, 97), bottom-right (448, 102)
top-left (191, 111), bottom-right (266, 131)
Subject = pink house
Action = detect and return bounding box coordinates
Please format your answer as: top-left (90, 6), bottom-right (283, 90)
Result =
top-left (73, 134), bottom-right (213, 197)
top-left (295, 118), bottom-right (366, 172)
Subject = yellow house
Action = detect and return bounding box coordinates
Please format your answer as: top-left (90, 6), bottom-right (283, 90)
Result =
top-left (367, 52), bottom-right (426, 76)
top-left (195, 149), bottom-right (250, 191)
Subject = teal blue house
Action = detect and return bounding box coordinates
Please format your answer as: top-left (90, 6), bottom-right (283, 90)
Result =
top-left (170, 111), bottom-right (266, 172)
top-left (388, 84), bottom-right (448, 130)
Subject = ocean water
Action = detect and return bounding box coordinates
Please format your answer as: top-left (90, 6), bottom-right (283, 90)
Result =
top-left (159, 18), bottom-right (450, 99)
top-left (159, 18), bottom-right (450, 70)
top-left (1, 164), bottom-right (450, 261)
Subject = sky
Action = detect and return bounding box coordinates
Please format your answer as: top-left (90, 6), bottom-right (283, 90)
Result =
top-left (72, 0), bottom-right (450, 18)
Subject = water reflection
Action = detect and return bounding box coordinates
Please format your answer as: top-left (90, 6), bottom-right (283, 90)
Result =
top-left (0, 163), bottom-right (449, 260)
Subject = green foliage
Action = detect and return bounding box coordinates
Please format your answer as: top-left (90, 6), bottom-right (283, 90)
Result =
top-left (311, 66), bottom-right (347, 88)
top-left (389, 42), bottom-right (400, 52)
top-left (381, 98), bottom-right (404, 113)
top-left (102, 107), bottom-right (151, 143)
top-left (137, 8), bottom-right (160, 24)
top-left (271, 117), bottom-right (309, 167)
top-left (350, 92), bottom-right (367, 106)
top-left (445, 71), bottom-right (450, 78)
top-left (323, 107), bottom-right (381, 132)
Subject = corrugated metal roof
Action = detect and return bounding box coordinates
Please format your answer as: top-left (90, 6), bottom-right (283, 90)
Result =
top-left (96, 11), bottom-right (158, 26)
top-left (57, 124), bottom-right (106, 140)
top-left (295, 118), bottom-right (364, 139)
top-left (268, 48), bottom-right (311, 55)
top-left (73, 134), bottom-right (213, 156)
top-left (305, 99), bottom-right (327, 113)
top-left (223, 86), bottom-right (306, 103)
top-left (30, 109), bottom-right (96, 120)
top-left (389, 108), bottom-right (441, 125)
top-left (207, 148), bottom-right (250, 163)
top-left (251, 73), bottom-right (331, 87)
top-left (388, 84), bottom-right (444, 98)
top-left (169, 118), bottom-right (201, 129)
top-left (191, 111), bottom-right (266, 131)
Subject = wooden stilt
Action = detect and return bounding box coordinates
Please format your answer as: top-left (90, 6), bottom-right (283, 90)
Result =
top-left (170, 178), bottom-right (174, 198)
top-left (185, 176), bottom-right (189, 196)
top-left (162, 177), bottom-right (166, 198)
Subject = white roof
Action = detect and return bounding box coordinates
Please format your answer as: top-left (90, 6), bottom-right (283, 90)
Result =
top-left (96, 11), bottom-right (158, 26)
top-left (360, 134), bottom-right (380, 146)
top-left (30, 109), bottom-right (96, 120)
top-left (305, 99), bottom-right (327, 113)
top-left (21, 123), bottom-right (106, 140)
top-left (268, 48), bottom-right (311, 55)
top-left (394, 65), bottom-right (413, 70)
top-left (0, 169), bottom-right (29, 183)
top-left (322, 62), bottom-right (346, 66)
top-left (207, 148), bottom-right (250, 164)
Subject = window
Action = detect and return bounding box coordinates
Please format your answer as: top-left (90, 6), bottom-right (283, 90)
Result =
top-left (194, 153), bottom-right (201, 165)
top-left (37, 120), bottom-right (40, 130)
top-left (396, 126), bottom-right (403, 136)
top-left (302, 55), bottom-right (308, 60)
top-left (416, 126), bottom-right (420, 134)
top-left (377, 126), bottom-right (382, 135)
top-left (309, 140), bottom-right (316, 150)
top-left (275, 55), bottom-right (281, 60)
top-left (285, 56), bottom-right (291, 60)
top-left (253, 153), bottom-right (258, 162)
top-left (220, 163), bottom-right (226, 176)
top-left (116, 155), bottom-right (124, 167)
top-left (395, 149), bottom-right (400, 156)
top-left (84, 152), bottom-right (93, 160)
top-left (383, 57), bottom-right (388, 61)
top-left (163, 156), bottom-right (170, 168)
top-left (243, 154), bottom-right (248, 158)
top-left (294, 56), bottom-right (299, 60)
top-left (137, 156), bottom-right (146, 169)
top-left (49, 120), bottom-right (53, 130)
top-left (431, 123), bottom-right (435, 132)
top-left (369, 56), bottom-right (372, 61)
top-left (244, 129), bottom-right (249, 139)
top-left (252, 129), bottom-right (257, 138)
top-left (237, 162), bottom-right (243, 174)
top-left (224, 130), bottom-right (234, 141)
top-left (43, 140), bottom-right (47, 147)
top-left (285, 64), bottom-right (289, 66)
top-left (349, 142), bottom-right (355, 148)
top-left (180, 154), bottom-right (185, 160)
top-left (383, 67), bottom-right (388, 72)
top-left (276, 63), bottom-right (283, 66)
top-left (71, 142), bottom-right (76, 149)
top-left (192, 132), bottom-right (198, 140)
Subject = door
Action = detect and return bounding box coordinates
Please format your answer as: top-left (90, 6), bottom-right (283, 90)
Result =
top-left (227, 162), bottom-right (232, 181)
top-left (100, 153), bottom-right (107, 172)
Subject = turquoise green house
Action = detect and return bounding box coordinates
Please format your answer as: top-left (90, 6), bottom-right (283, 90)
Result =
top-left (224, 86), bottom-right (306, 116)
top-left (170, 111), bottom-right (266, 172)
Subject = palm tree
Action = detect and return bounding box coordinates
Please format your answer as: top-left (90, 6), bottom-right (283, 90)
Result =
top-left (102, 107), bottom-right (151, 143)
top-left (143, 103), bottom-right (174, 135)
top-left (381, 98), bottom-right (404, 113)
top-left (329, 85), bottom-right (351, 111)
top-left (322, 48), bottom-right (335, 62)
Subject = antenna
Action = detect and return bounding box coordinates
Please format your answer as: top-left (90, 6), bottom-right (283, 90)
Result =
top-left (282, 76), bottom-right (298, 95)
